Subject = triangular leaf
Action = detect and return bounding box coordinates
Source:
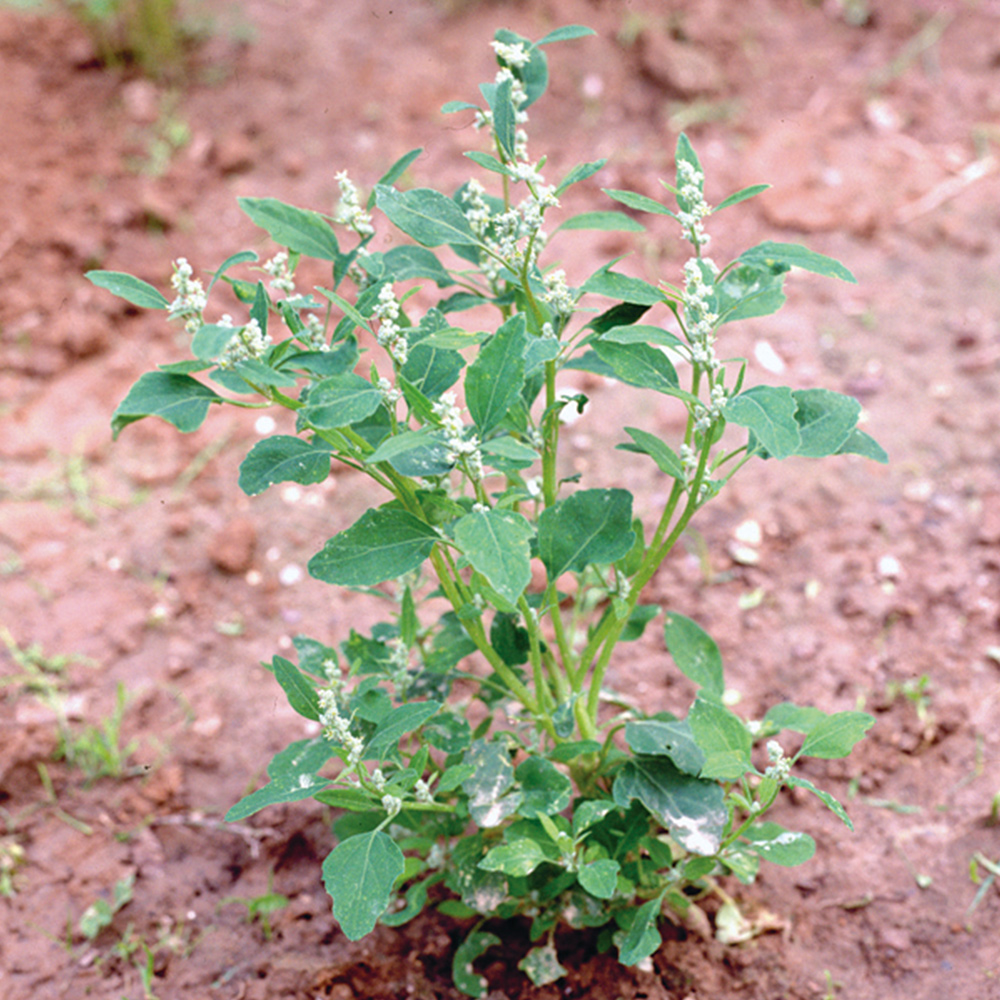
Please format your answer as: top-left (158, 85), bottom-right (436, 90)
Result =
top-left (322, 830), bottom-right (405, 940)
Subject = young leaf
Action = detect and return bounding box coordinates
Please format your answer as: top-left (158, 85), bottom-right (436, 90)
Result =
top-left (483, 76), bottom-right (517, 160)
top-left (271, 655), bottom-right (321, 721)
top-left (617, 895), bottom-right (663, 966)
top-left (555, 211), bottom-right (645, 233)
top-left (663, 613), bottom-right (724, 697)
top-left (465, 314), bottom-right (527, 435)
top-left (602, 188), bottom-right (674, 216)
top-left (86, 270), bottom-right (170, 309)
top-left (687, 693), bottom-right (753, 781)
top-left (452, 929), bottom-right (501, 998)
top-left (741, 822), bottom-right (816, 866)
top-left (791, 388), bottom-right (861, 458)
top-left (238, 435), bottom-right (334, 496)
top-left (797, 711), bottom-right (875, 760)
top-left (578, 859), bottom-right (620, 899)
top-left (454, 509), bottom-right (534, 606)
top-left (225, 738), bottom-right (334, 821)
top-left (618, 426), bottom-right (685, 479)
top-left (786, 775), bottom-right (855, 830)
top-left (479, 839), bottom-right (548, 877)
top-left (556, 158), bottom-right (607, 195)
top-left (737, 241), bottom-right (856, 283)
top-left (725, 385), bottom-right (802, 460)
top-left (515, 757), bottom-right (572, 818)
top-left (207, 249), bottom-right (258, 293)
top-left (308, 508), bottom-right (440, 587)
top-left (538, 488), bottom-right (635, 579)
top-left (322, 830), bottom-right (405, 940)
top-left (713, 184), bottom-right (770, 213)
top-left (535, 24), bottom-right (596, 45)
top-left (238, 197), bottom-right (340, 260)
top-left (612, 755), bottom-right (727, 855)
top-left (375, 186), bottom-right (482, 249)
top-left (366, 147), bottom-right (423, 209)
top-left (111, 372), bottom-right (223, 439)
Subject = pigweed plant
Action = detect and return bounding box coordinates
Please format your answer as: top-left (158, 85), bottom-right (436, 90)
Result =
top-left (89, 27), bottom-right (885, 993)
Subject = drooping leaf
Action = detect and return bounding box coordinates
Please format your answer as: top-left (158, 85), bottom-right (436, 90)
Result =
top-left (225, 738), bottom-right (334, 821)
top-left (238, 197), bottom-right (340, 260)
top-left (454, 509), bottom-right (533, 606)
top-left (238, 435), bottom-right (334, 495)
top-left (375, 186), bottom-right (483, 249)
top-left (687, 693), bottom-right (753, 780)
top-left (725, 385), bottom-right (802, 460)
top-left (308, 507), bottom-right (439, 587)
top-left (111, 372), bottom-right (223, 439)
top-left (322, 830), bottom-right (405, 940)
top-left (663, 613), bottom-right (724, 697)
top-left (515, 757), bottom-right (572, 818)
top-left (465, 314), bottom-right (527, 435)
top-left (538, 488), bottom-right (635, 579)
top-left (86, 270), bottom-right (170, 309)
top-left (613, 755), bottom-right (727, 855)
top-left (737, 241), bottom-right (856, 283)
top-left (618, 427), bottom-right (685, 480)
top-left (798, 711), bottom-right (875, 760)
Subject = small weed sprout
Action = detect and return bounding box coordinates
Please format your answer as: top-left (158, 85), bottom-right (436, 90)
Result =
top-left (89, 26), bottom-right (886, 993)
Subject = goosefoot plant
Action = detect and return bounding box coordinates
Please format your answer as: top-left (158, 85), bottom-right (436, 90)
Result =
top-left (88, 26), bottom-right (885, 994)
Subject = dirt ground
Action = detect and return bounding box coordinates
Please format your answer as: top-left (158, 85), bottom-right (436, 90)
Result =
top-left (2, 0), bottom-right (1000, 997)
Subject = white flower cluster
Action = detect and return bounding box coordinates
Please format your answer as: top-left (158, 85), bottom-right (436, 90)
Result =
top-left (168, 258), bottom-right (207, 334)
top-left (682, 258), bottom-right (721, 372)
top-left (764, 740), bottom-right (792, 781)
top-left (302, 312), bottom-right (329, 352)
top-left (677, 160), bottom-right (712, 249)
top-left (334, 170), bottom-right (375, 237)
top-left (377, 375), bottom-right (402, 406)
top-left (490, 38), bottom-right (532, 69)
top-left (219, 317), bottom-right (273, 369)
top-left (540, 268), bottom-right (575, 316)
top-left (414, 777), bottom-right (434, 804)
top-left (432, 391), bottom-right (484, 481)
top-left (263, 251), bottom-right (296, 295)
top-left (373, 283), bottom-right (408, 367)
top-left (318, 688), bottom-right (364, 766)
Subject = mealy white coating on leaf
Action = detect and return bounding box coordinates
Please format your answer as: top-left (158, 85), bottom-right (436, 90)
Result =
top-left (670, 813), bottom-right (721, 855)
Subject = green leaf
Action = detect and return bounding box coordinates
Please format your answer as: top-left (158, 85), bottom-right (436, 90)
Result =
top-left (556, 211), bottom-right (645, 233)
top-left (613, 756), bottom-right (727, 855)
top-left (360, 245), bottom-right (453, 286)
top-left (624, 719), bottom-right (705, 776)
top-left (713, 184), bottom-right (770, 213)
top-left (571, 798), bottom-right (617, 837)
top-left (742, 822), bottom-right (816, 866)
top-left (316, 287), bottom-right (374, 336)
top-left (518, 944), bottom-right (568, 987)
top-left (738, 241), bottom-right (856, 283)
top-left (791, 388), bottom-right (861, 458)
top-left (535, 24), bottom-right (595, 45)
top-left (601, 188), bottom-right (674, 216)
top-left (556, 158), bottom-right (606, 195)
top-left (617, 895), bottom-right (663, 966)
top-left (549, 740), bottom-right (602, 764)
top-left (452, 929), bottom-right (501, 998)
top-left (465, 314), bottom-right (527, 435)
top-left (798, 711), bottom-right (875, 760)
top-left (403, 335), bottom-right (465, 400)
top-left (538, 488), bottom-right (635, 579)
top-left (687, 693), bottom-right (753, 780)
top-left (382, 872), bottom-right (444, 927)
top-left (238, 435), bottom-right (333, 496)
top-left (375, 186), bottom-right (482, 249)
top-left (483, 76), bottom-right (516, 159)
top-left (494, 28), bottom-right (547, 108)
top-left (837, 427), bottom-right (889, 464)
top-left (454, 509), bottom-right (533, 606)
top-left (786, 775), bottom-right (855, 830)
top-left (582, 264), bottom-right (664, 306)
top-left (364, 701), bottom-right (441, 761)
top-left (601, 324), bottom-right (684, 350)
top-left (618, 427), bottom-right (685, 479)
top-left (578, 859), bottom-right (620, 899)
top-left (593, 339), bottom-right (678, 393)
top-left (480, 436), bottom-right (539, 472)
top-left (238, 197), bottom-right (340, 260)
top-left (85, 270), bottom-right (169, 309)
top-left (424, 713), bottom-right (472, 755)
top-left (515, 757), bottom-right (572, 818)
top-left (663, 613), bottom-right (724, 697)
top-left (763, 702), bottom-right (828, 735)
top-left (367, 429), bottom-right (453, 478)
top-left (462, 740), bottom-right (522, 828)
top-left (308, 507), bottom-right (439, 587)
top-left (190, 323), bottom-right (236, 361)
top-left (674, 133), bottom-right (703, 212)
top-left (367, 147), bottom-right (423, 209)
top-left (225, 738), bottom-right (334, 821)
top-left (298, 373), bottom-right (383, 430)
top-left (207, 249), bottom-right (258, 293)
top-left (725, 385), bottom-right (802, 459)
top-left (271, 655), bottom-right (320, 721)
top-left (111, 372), bottom-right (223, 439)
top-left (715, 264), bottom-right (787, 325)
top-left (322, 830), bottom-right (405, 940)
top-left (479, 839), bottom-right (547, 877)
